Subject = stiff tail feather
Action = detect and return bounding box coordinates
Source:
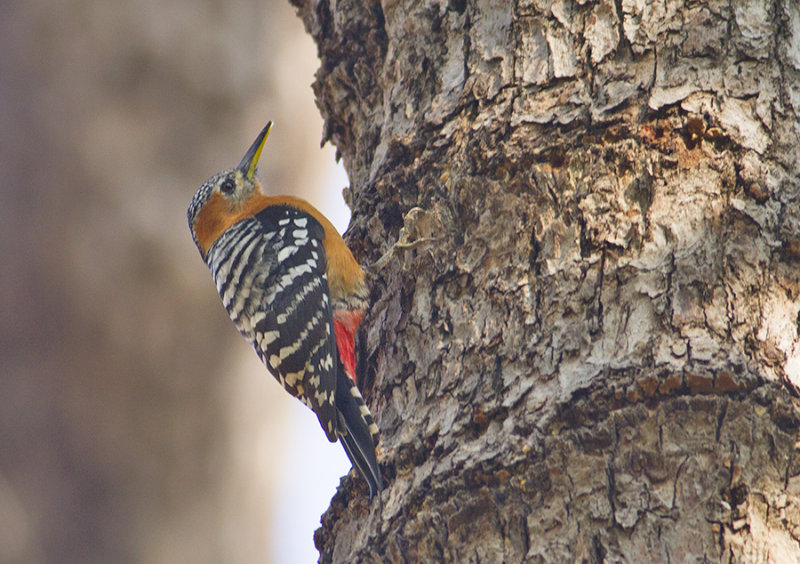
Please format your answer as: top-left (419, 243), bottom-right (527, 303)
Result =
top-left (335, 356), bottom-right (383, 499)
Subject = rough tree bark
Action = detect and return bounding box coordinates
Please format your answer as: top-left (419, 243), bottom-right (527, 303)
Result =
top-left (291, 0), bottom-right (800, 562)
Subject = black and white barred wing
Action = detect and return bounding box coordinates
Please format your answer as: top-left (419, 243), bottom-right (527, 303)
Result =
top-left (206, 205), bottom-right (338, 441)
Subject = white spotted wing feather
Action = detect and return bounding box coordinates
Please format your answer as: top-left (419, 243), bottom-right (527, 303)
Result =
top-left (205, 205), bottom-right (339, 441)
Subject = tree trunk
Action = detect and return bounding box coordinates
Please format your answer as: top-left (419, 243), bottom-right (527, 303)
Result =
top-left (292, 0), bottom-right (800, 561)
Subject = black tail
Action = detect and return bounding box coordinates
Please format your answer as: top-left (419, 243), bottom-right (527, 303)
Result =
top-left (335, 357), bottom-right (383, 499)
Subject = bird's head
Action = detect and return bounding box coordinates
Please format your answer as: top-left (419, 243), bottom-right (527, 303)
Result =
top-left (187, 121), bottom-right (272, 257)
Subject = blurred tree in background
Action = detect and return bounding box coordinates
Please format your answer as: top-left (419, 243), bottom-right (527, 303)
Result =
top-left (0, 1), bottom-right (343, 562)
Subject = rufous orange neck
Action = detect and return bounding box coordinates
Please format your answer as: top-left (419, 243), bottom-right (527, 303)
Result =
top-left (193, 191), bottom-right (273, 257)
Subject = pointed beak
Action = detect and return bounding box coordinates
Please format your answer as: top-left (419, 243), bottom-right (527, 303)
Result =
top-left (237, 121), bottom-right (273, 180)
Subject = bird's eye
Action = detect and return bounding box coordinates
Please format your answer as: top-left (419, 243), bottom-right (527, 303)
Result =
top-left (220, 178), bottom-right (236, 194)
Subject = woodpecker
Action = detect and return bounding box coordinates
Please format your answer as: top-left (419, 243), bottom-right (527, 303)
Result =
top-left (187, 122), bottom-right (382, 498)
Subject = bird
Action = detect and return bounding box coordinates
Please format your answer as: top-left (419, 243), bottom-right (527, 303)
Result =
top-left (187, 122), bottom-right (382, 498)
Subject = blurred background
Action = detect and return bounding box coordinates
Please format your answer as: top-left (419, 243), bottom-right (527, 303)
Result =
top-left (0, 0), bottom-right (353, 562)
